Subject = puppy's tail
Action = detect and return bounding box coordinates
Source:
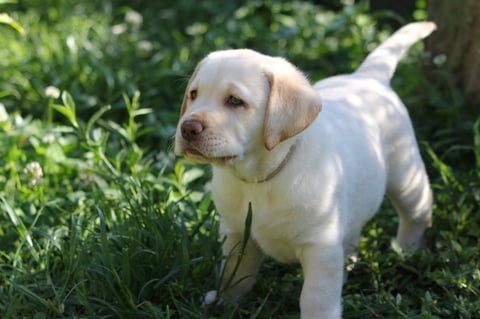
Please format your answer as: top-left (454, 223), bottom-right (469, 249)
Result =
top-left (354, 21), bottom-right (436, 84)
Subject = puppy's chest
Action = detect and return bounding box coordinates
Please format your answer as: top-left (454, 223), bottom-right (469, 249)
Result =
top-left (213, 183), bottom-right (304, 262)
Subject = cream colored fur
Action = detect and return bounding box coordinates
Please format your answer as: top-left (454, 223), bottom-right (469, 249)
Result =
top-left (175, 22), bottom-right (436, 318)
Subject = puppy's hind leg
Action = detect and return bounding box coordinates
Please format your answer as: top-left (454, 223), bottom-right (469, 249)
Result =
top-left (386, 146), bottom-right (432, 252)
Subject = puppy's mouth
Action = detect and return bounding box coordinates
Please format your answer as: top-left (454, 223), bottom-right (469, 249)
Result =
top-left (184, 148), bottom-right (238, 165)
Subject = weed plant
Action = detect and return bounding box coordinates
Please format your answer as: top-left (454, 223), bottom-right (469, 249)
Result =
top-left (0, 1), bottom-right (479, 318)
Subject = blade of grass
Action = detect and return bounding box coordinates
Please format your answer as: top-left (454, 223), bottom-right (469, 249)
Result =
top-left (222, 202), bottom-right (253, 292)
top-left (8, 281), bottom-right (63, 315)
top-left (1, 197), bottom-right (41, 263)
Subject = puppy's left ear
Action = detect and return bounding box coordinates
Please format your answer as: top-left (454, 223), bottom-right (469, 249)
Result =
top-left (263, 58), bottom-right (322, 150)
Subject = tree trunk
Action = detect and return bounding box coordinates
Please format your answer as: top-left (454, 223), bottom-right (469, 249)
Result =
top-left (426, 0), bottom-right (480, 109)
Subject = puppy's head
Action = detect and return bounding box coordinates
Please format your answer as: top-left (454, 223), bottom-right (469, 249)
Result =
top-left (174, 49), bottom-right (322, 165)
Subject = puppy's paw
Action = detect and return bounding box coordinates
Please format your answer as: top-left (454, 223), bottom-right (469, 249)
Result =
top-left (202, 290), bottom-right (220, 307)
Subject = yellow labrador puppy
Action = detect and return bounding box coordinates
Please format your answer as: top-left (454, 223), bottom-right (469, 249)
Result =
top-left (175, 22), bottom-right (436, 318)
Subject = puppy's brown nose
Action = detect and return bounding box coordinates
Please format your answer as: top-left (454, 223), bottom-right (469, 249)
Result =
top-left (181, 119), bottom-right (204, 141)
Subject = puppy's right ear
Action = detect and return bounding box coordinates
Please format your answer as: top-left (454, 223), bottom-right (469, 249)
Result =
top-left (180, 61), bottom-right (204, 116)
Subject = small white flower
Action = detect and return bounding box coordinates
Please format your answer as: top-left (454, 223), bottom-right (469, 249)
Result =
top-left (66, 35), bottom-right (77, 54)
top-left (24, 162), bottom-right (44, 186)
top-left (42, 133), bottom-right (55, 144)
top-left (137, 40), bottom-right (153, 55)
top-left (433, 54), bottom-right (447, 66)
top-left (125, 10), bottom-right (142, 29)
top-left (45, 86), bottom-right (60, 99)
top-left (112, 23), bottom-right (127, 35)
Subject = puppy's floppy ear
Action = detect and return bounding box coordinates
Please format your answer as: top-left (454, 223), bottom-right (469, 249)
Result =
top-left (263, 58), bottom-right (322, 150)
top-left (180, 60), bottom-right (204, 117)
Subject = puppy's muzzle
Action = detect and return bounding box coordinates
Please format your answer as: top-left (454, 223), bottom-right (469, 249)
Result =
top-left (181, 119), bottom-right (205, 142)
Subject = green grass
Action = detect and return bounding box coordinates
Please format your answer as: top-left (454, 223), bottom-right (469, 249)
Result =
top-left (1, 1), bottom-right (479, 318)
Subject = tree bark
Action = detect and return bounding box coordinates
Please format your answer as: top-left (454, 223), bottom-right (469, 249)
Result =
top-left (426, 0), bottom-right (480, 109)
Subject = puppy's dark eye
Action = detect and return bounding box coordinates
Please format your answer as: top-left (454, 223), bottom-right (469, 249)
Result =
top-left (190, 90), bottom-right (198, 100)
top-left (226, 95), bottom-right (244, 107)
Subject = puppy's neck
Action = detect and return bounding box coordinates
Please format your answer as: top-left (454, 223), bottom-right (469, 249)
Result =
top-left (227, 139), bottom-right (297, 183)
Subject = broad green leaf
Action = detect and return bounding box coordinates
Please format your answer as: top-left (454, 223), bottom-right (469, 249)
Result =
top-left (0, 13), bottom-right (24, 35)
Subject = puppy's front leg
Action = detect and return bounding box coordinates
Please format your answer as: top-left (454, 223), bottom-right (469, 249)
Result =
top-left (220, 233), bottom-right (264, 299)
top-left (298, 244), bottom-right (344, 319)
